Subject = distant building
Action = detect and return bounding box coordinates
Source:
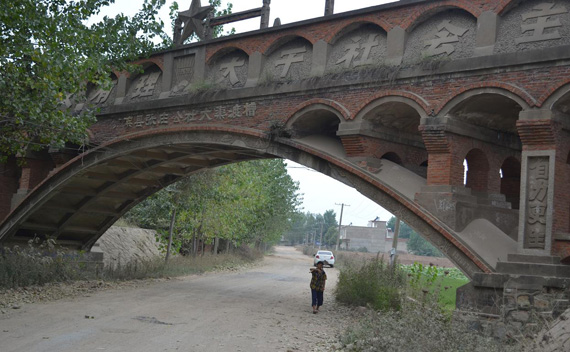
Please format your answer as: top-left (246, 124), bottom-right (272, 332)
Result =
top-left (340, 218), bottom-right (408, 253)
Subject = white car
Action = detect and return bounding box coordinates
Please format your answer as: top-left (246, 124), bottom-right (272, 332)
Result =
top-left (314, 250), bottom-right (335, 267)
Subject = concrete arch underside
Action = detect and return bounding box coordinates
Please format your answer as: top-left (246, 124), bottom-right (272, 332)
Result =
top-left (0, 129), bottom-right (499, 278)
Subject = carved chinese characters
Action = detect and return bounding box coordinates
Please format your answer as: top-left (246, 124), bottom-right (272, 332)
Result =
top-left (422, 20), bottom-right (469, 57)
top-left (516, 3), bottom-right (568, 44)
top-left (123, 102), bottom-right (258, 129)
top-left (524, 157), bottom-right (550, 249)
top-left (328, 24), bottom-right (387, 71)
top-left (88, 80), bottom-right (117, 105)
top-left (263, 38), bottom-right (312, 81)
top-left (403, 10), bottom-right (476, 64)
top-left (275, 47), bottom-right (306, 78)
top-left (207, 50), bottom-right (249, 89)
top-left (127, 67), bottom-right (163, 101)
top-left (496, 1), bottom-right (570, 53)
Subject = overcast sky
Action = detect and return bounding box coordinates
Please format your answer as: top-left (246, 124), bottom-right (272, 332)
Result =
top-left (101, 0), bottom-right (395, 226)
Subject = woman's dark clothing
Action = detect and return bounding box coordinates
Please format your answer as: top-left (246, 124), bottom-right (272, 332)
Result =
top-left (310, 268), bottom-right (327, 308)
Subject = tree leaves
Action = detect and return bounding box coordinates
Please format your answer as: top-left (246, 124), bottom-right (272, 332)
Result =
top-left (0, 0), bottom-right (167, 161)
top-left (124, 159), bottom-right (301, 253)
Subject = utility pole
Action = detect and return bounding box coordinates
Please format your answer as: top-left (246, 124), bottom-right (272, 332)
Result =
top-left (324, 0), bottom-right (335, 16)
top-left (319, 221), bottom-right (324, 249)
top-left (335, 203), bottom-right (349, 251)
top-left (165, 207), bottom-right (177, 263)
top-left (390, 217), bottom-right (401, 267)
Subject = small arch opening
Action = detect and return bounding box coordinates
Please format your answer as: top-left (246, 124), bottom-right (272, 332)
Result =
top-left (500, 157), bottom-right (521, 209)
top-left (289, 108), bottom-right (341, 139)
top-left (464, 149), bottom-right (489, 192)
top-left (381, 152), bottom-right (402, 165)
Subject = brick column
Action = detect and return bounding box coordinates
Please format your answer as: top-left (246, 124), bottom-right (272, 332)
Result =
top-left (516, 112), bottom-right (570, 258)
top-left (0, 158), bottom-right (19, 220)
top-left (10, 157), bottom-right (53, 210)
top-left (420, 123), bottom-right (463, 186)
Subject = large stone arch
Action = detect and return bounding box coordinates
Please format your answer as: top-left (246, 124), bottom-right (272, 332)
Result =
top-left (0, 128), bottom-right (491, 278)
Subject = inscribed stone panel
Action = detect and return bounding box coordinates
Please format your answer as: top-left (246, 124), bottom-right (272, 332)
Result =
top-left (125, 65), bottom-right (163, 103)
top-left (262, 38), bottom-right (313, 82)
top-left (206, 50), bottom-right (249, 89)
top-left (495, 1), bottom-right (570, 54)
top-left (326, 24), bottom-right (387, 73)
top-left (524, 156), bottom-right (550, 250)
top-left (403, 10), bottom-right (477, 65)
top-left (84, 79), bottom-right (118, 108)
top-left (172, 55), bottom-right (195, 93)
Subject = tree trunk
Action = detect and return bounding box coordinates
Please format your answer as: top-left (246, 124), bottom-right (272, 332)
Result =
top-left (213, 236), bottom-right (219, 255)
top-left (226, 239), bottom-right (230, 253)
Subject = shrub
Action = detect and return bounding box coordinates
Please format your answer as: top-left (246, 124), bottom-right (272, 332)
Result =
top-left (338, 302), bottom-right (525, 352)
top-left (335, 258), bottom-right (406, 311)
top-left (0, 239), bottom-right (92, 289)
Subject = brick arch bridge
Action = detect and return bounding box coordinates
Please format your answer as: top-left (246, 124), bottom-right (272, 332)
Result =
top-left (3, 0), bottom-right (570, 293)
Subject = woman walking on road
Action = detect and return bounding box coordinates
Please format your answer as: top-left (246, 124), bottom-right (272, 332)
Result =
top-left (310, 261), bottom-right (327, 314)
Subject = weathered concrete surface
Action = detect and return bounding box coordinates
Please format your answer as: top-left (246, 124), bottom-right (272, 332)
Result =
top-left (92, 226), bottom-right (161, 269)
top-left (457, 219), bottom-right (518, 269)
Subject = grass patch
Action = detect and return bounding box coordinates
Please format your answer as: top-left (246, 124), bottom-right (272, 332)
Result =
top-left (402, 263), bottom-right (469, 312)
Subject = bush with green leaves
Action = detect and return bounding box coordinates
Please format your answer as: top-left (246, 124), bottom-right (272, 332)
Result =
top-left (335, 258), bottom-right (406, 311)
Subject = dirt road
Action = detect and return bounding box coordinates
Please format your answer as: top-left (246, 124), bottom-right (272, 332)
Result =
top-left (0, 246), bottom-right (351, 352)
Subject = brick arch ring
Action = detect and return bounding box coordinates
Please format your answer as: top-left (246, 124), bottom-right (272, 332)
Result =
top-left (437, 83), bottom-right (535, 117)
top-left (403, 1), bottom-right (482, 31)
top-left (262, 33), bottom-right (316, 56)
top-left (206, 45), bottom-right (252, 65)
top-left (353, 92), bottom-right (430, 122)
top-left (540, 80), bottom-right (570, 110)
top-left (114, 57), bottom-right (165, 79)
top-left (0, 126), bottom-right (491, 278)
top-left (286, 99), bottom-right (351, 127)
top-left (324, 20), bottom-right (391, 44)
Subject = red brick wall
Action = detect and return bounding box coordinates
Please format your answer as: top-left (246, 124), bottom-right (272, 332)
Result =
top-left (0, 158), bottom-right (19, 221)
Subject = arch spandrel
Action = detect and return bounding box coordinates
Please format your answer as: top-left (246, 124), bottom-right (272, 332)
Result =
top-left (326, 23), bottom-right (388, 73)
top-left (403, 9), bottom-right (478, 65)
top-left (261, 36), bottom-right (313, 82)
top-left (124, 64), bottom-right (165, 103)
top-left (83, 73), bottom-right (119, 110)
top-left (206, 48), bottom-right (249, 89)
top-left (0, 129), bottom-right (491, 278)
top-left (495, 0), bottom-right (570, 55)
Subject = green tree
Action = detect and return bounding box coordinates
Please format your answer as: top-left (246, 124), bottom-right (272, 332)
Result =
top-left (386, 216), bottom-right (443, 257)
top-left (0, 0), bottom-right (167, 161)
top-left (387, 216), bottom-right (413, 239)
top-left (124, 159), bottom-right (301, 254)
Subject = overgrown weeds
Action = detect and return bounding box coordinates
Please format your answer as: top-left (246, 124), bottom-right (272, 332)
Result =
top-left (332, 254), bottom-right (528, 351)
top-left (0, 238), bottom-right (94, 289)
top-left (102, 251), bottom-right (260, 281)
top-left (339, 301), bottom-right (524, 352)
top-left (1, 238), bottom-right (263, 289)
top-left (335, 257), bottom-right (406, 311)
